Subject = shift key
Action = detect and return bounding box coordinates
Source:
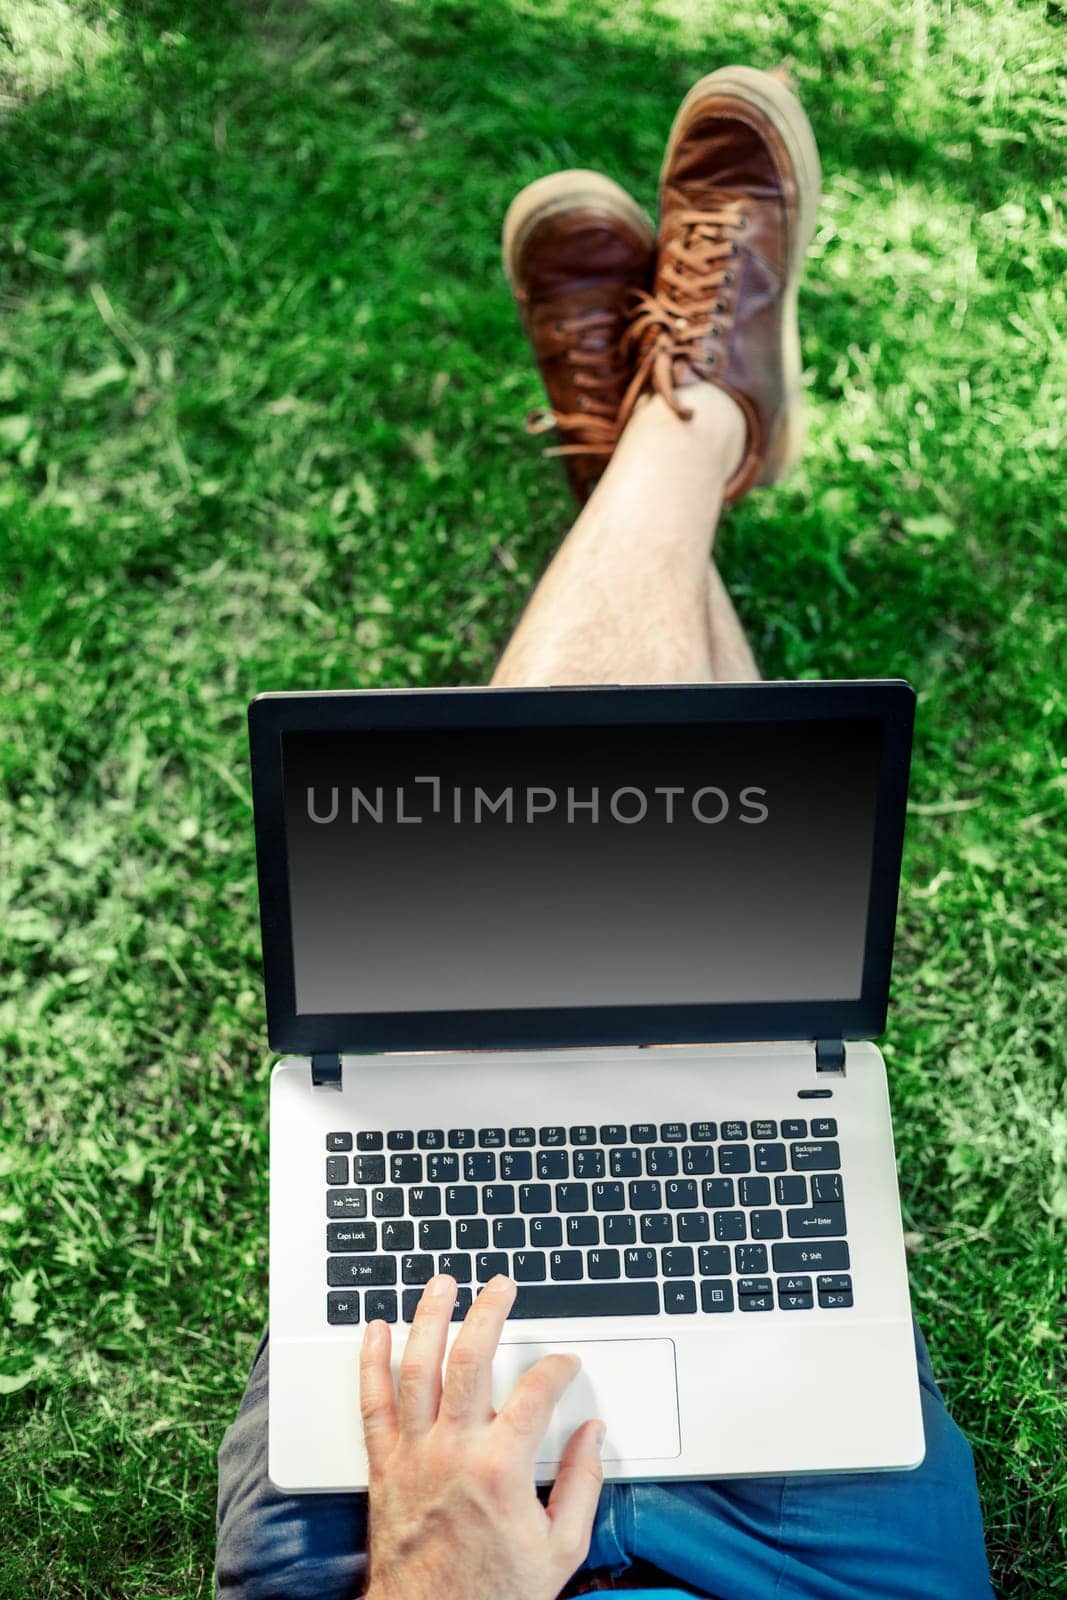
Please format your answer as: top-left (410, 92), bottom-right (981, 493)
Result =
top-left (786, 1204), bottom-right (847, 1238)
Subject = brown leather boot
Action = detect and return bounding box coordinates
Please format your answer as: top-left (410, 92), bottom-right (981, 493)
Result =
top-left (620, 66), bottom-right (822, 502)
top-left (502, 170), bottom-right (655, 504)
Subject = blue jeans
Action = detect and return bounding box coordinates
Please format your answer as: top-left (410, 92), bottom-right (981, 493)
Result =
top-left (215, 1320), bottom-right (993, 1600)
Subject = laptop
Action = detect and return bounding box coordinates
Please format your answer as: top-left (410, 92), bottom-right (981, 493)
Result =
top-left (248, 680), bottom-right (925, 1492)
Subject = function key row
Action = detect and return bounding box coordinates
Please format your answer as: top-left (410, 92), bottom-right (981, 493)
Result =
top-left (325, 1119), bottom-right (836, 1154)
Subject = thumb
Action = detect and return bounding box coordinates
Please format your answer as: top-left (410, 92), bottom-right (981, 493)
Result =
top-left (546, 1418), bottom-right (606, 1577)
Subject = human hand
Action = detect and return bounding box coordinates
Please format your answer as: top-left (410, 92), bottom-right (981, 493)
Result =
top-left (360, 1272), bottom-right (605, 1600)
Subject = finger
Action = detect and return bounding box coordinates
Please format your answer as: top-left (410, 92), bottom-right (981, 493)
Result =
top-left (493, 1351), bottom-right (581, 1468)
top-left (396, 1274), bottom-right (457, 1434)
top-left (546, 1418), bottom-right (606, 1577)
top-left (439, 1273), bottom-right (516, 1427)
top-left (359, 1318), bottom-right (399, 1472)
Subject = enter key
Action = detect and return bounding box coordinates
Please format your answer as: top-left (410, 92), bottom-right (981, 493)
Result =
top-left (786, 1203), bottom-right (847, 1238)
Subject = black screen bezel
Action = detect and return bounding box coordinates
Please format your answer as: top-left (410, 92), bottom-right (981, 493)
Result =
top-left (248, 681), bottom-right (914, 1054)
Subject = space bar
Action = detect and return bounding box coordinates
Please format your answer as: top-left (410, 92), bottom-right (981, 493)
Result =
top-left (510, 1283), bottom-right (660, 1319)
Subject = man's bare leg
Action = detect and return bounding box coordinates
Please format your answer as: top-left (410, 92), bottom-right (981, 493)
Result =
top-left (491, 383), bottom-right (760, 688)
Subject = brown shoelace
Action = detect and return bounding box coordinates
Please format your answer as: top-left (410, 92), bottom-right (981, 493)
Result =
top-left (617, 201), bottom-right (746, 430)
top-left (525, 305), bottom-right (629, 459)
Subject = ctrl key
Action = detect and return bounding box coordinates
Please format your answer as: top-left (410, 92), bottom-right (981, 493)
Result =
top-left (327, 1292), bottom-right (360, 1325)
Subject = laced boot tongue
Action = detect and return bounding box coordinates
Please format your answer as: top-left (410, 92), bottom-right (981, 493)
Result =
top-left (525, 306), bottom-right (626, 459)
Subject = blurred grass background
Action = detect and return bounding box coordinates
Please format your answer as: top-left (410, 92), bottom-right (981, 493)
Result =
top-left (0, 0), bottom-right (1065, 1594)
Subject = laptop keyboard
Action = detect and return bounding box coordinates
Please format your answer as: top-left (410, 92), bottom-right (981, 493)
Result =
top-left (322, 1120), bottom-right (852, 1326)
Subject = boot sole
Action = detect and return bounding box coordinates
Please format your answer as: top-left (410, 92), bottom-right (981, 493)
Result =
top-left (502, 169), bottom-right (655, 292)
top-left (659, 65), bottom-right (822, 491)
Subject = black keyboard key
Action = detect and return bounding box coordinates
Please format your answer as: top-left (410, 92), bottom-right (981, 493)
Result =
top-left (326, 1133), bottom-right (353, 1152)
top-left (599, 1124), bottom-right (627, 1145)
top-left (509, 1127), bottom-right (536, 1147)
top-left (781, 1119), bottom-right (807, 1138)
top-left (817, 1274), bottom-right (852, 1293)
top-left (665, 1179), bottom-right (698, 1210)
top-left (573, 1149), bottom-right (605, 1180)
top-left (327, 1292), bottom-right (360, 1324)
top-left (718, 1145), bottom-right (751, 1175)
top-left (630, 1123), bottom-right (656, 1143)
top-left (790, 1142), bottom-right (841, 1171)
top-left (556, 1183), bottom-right (589, 1213)
top-left (738, 1276), bottom-right (772, 1295)
top-left (327, 1190), bottom-right (367, 1218)
top-left (402, 1254), bottom-right (434, 1284)
top-left (445, 1185), bottom-right (479, 1216)
top-left (811, 1174), bottom-right (844, 1205)
top-left (750, 1210), bottom-right (784, 1240)
top-left (735, 1244), bottom-right (768, 1273)
top-left (494, 1218), bottom-right (525, 1248)
top-left (455, 1219), bottom-right (489, 1250)
top-left (690, 1121), bottom-right (717, 1142)
top-left (660, 1122), bottom-right (687, 1143)
top-left (677, 1212), bottom-right (710, 1243)
top-left (819, 1289), bottom-right (854, 1309)
top-left (661, 1246), bottom-right (694, 1278)
top-left (529, 1217), bottom-right (563, 1248)
top-left (567, 1216), bottom-right (599, 1246)
top-left (354, 1155), bottom-right (386, 1184)
top-left (592, 1182), bottom-right (625, 1212)
top-left (513, 1250), bottom-right (547, 1282)
top-left (356, 1131), bottom-right (383, 1151)
top-left (701, 1279), bottom-right (734, 1313)
top-left (629, 1180), bottom-right (661, 1211)
top-left (380, 1220), bottom-right (414, 1251)
top-left (326, 1156), bottom-right (349, 1185)
top-left (438, 1252), bottom-right (472, 1283)
top-left (500, 1151), bottom-right (533, 1182)
top-left (778, 1275), bottom-right (813, 1294)
top-left (327, 1221), bottom-right (376, 1252)
top-left (664, 1281), bottom-right (698, 1315)
top-left (402, 1288), bottom-right (426, 1321)
top-left (681, 1145), bottom-right (715, 1175)
top-left (588, 1248), bottom-right (621, 1279)
top-left (603, 1215), bottom-right (636, 1245)
top-left (418, 1129), bottom-right (445, 1149)
top-left (408, 1186), bottom-right (441, 1216)
top-left (570, 1125), bottom-right (596, 1146)
top-left (371, 1187), bottom-right (405, 1217)
top-left (610, 1148), bottom-right (642, 1178)
top-left (640, 1214), bottom-right (672, 1244)
top-left (538, 1150), bottom-right (569, 1180)
top-left (428, 1153), bottom-right (459, 1184)
top-left (755, 1144), bottom-right (788, 1174)
top-left (646, 1147), bottom-right (678, 1178)
top-left (391, 1154), bottom-right (423, 1184)
top-left (540, 1126), bottom-right (566, 1146)
top-left (752, 1120), bottom-right (777, 1139)
top-left (624, 1247), bottom-right (657, 1279)
top-left (812, 1118), bottom-right (838, 1137)
top-left (387, 1130), bottom-right (414, 1150)
top-left (510, 1283), bottom-right (660, 1319)
top-left (520, 1184), bottom-right (553, 1214)
top-left (328, 1255), bottom-right (396, 1286)
top-left (550, 1250), bottom-right (583, 1281)
top-left (477, 1251), bottom-right (509, 1282)
top-left (721, 1121), bottom-right (747, 1140)
top-left (479, 1128), bottom-right (506, 1148)
top-left (740, 1292), bottom-right (773, 1312)
top-left (775, 1176), bottom-right (807, 1205)
top-left (739, 1177), bottom-right (771, 1207)
top-left (464, 1152), bottom-right (495, 1182)
top-left (448, 1129), bottom-right (475, 1149)
top-left (365, 1289), bottom-right (397, 1323)
top-left (786, 1204), bottom-right (847, 1238)
top-left (482, 1185), bottom-right (515, 1215)
top-left (419, 1220), bottom-right (451, 1250)
top-left (713, 1210), bottom-right (746, 1242)
top-left (702, 1178), bottom-right (735, 1208)
top-left (773, 1241), bottom-right (851, 1272)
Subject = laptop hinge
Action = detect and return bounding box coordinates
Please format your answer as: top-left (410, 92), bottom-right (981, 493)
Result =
top-left (311, 1052), bottom-right (343, 1090)
top-left (815, 1038), bottom-right (846, 1074)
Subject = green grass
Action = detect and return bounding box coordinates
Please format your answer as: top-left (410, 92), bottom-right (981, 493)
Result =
top-left (0, 0), bottom-right (1064, 1593)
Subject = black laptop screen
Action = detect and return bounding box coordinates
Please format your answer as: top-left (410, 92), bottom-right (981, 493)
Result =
top-left (279, 718), bottom-right (883, 1016)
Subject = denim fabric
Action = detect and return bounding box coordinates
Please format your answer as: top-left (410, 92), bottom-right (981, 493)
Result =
top-left (215, 1321), bottom-right (993, 1600)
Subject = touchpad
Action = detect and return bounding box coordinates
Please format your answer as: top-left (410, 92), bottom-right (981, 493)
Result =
top-left (491, 1338), bottom-right (680, 1465)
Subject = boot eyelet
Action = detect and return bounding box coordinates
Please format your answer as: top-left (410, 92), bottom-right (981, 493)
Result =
top-left (723, 272), bottom-right (734, 286)
top-left (716, 300), bottom-right (726, 313)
